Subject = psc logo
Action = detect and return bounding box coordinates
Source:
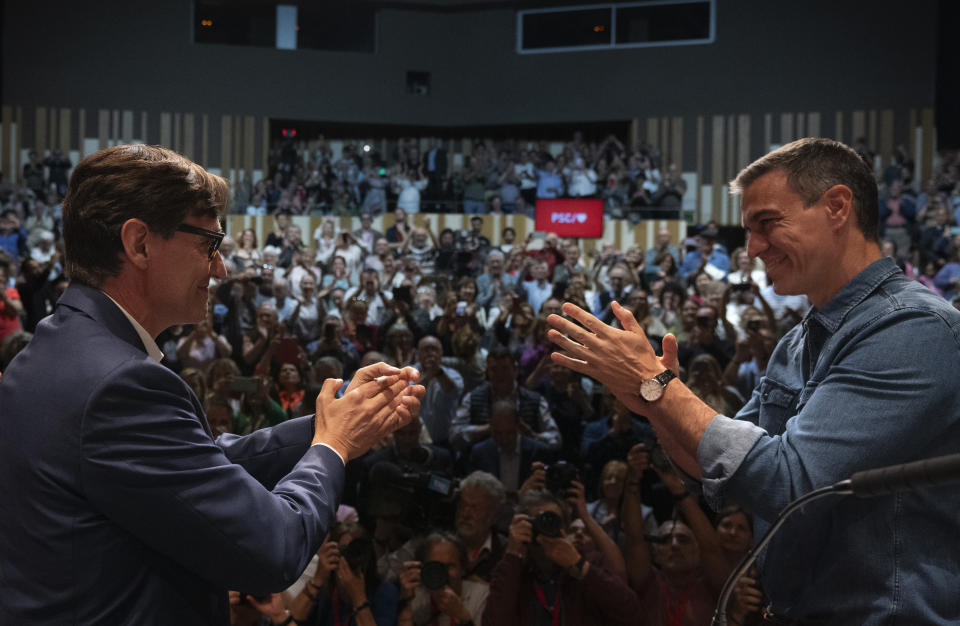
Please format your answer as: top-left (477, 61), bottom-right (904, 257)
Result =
top-left (550, 212), bottom-right (589, 224)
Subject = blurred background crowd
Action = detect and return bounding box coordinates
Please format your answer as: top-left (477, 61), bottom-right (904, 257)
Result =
top-left (2, 131), bottom-right (960, 625)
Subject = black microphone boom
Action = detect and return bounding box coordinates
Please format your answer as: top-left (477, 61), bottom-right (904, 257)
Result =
top-left (847, 452), bottom-right (960, 498)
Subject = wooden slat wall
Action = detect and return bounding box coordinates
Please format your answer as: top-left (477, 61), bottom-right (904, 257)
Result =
top-left (5, 103), bottom-right (940, 226)
top-left (1, 106), bottom-right (12, 177)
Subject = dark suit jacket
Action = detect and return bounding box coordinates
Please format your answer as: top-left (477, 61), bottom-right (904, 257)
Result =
top-left (0, 284), bottom-right (343, 625)
top-left (468, 436), bottom-right (549, 487)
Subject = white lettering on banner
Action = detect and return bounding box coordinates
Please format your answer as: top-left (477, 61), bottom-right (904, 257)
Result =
top-left (550, 212), bottom-right (589, 224)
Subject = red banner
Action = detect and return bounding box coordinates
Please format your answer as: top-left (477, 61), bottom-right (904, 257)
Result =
top-left (534, 198), bottom-right (604, 238)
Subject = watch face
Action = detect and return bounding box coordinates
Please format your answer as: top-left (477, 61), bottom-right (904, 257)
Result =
top-left (640, 377), bottom-right (665, 402)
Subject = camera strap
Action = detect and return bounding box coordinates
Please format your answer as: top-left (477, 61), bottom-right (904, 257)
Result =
top-left (534, 582), bottom-right (561, 626)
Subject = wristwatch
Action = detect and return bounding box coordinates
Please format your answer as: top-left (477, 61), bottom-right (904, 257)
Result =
top-left (566, 555), bottom-right (587, 580)
top-left (639, 369), bottom-right (677, 402)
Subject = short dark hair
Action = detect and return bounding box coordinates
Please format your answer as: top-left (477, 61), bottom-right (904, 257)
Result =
top-left (729, 138), bottom-right (879, 243)
top-left (62, 144), bottom-right (228, 287)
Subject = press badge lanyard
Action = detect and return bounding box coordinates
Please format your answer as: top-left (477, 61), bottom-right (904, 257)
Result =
top-left (534, 582), bottom-right (561, 626)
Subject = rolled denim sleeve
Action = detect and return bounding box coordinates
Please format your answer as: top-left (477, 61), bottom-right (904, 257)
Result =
top-left (697, 414), bottom-right (766, 510)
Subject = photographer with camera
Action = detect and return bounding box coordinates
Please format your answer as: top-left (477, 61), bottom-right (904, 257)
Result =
top-left (622, 444), bottom-right (719, 625)
top-left (397, 532), bottom-right (488, 626)
top-left (483, 489), bottom-right (640, 626)
top-left (676, 303), bottom-right (734, 371)
top-left (290, 522), bottom-right (400, 626)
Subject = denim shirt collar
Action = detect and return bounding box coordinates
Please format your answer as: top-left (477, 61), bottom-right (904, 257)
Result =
top-left (803, 257), bottom-right (900, 334)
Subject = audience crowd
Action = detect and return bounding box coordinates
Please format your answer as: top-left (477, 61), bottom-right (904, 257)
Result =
top-left (236, 132), bottom-right (686, 220)
top-left (2, 136), bottom-right (960, 625)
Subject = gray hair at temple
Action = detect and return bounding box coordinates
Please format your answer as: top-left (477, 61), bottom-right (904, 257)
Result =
top-left (459, 470), bottom-right (506, 510)
top-left (729, 137), bottom-right (879, 244)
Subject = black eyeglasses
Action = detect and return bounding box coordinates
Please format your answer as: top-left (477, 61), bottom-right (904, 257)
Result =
top-left (176, 224), bottom-right (224, 260)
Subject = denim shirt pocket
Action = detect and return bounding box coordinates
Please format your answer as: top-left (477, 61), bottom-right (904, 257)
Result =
top-left (757, 376), bottom-right (801, 434)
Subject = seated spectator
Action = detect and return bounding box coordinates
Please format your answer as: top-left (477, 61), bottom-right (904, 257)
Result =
top-left (451, 346), bottom-right (561, 454)
top-left (483, 489), bottom-right (640, 626)
top-left (386, 207), bottom-right (411, 246)
top-left (397, 532), bottom-right (489, 626)
top-left (412, 335), bottom-right (464, 447)
top-left (363, 417), bottom-right (454, 477)
top-left (469, 399), bottom-right (551, 492)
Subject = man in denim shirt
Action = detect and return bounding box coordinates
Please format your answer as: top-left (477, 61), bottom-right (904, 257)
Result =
top-left (547, 138), bottom-right (960, 624)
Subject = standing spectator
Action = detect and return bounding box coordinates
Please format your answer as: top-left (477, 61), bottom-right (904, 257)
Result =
top-left (175, 313), bottom-right (232, 372)
top-left (476, 250), bottom-right (517, 313)
top-left (468, 400), bottom-right (551, 491)
top-left (0, 210), bottom-right (28, 260)
top-left (483, 489), bottom-right (641, 626)
top-left (394, 163), bottom-right (429, 214)
top-left (234, 228), bottom-right (262, 271)
top-left (353, 212), bottom-right (384, 256)
top-left (43, 149), bottom-right (72, 196)
top-left (725, 247), bottom-right (767, 288)
top-left (0, 259), bottom-right (24, 343)
top-left (22, 151), bottom-right (46, 198)
top-left (535, 159), bottom-right (564, 199)
top-left (565, 156), bottom-right (598, 197)
top-left (386, 207), bottom-right (410, 247)
top-left (264, 212), bottom-right (291, 248)
top-left (521, 260), bottom-right (553, 314)
top-left (412, 335), bottom-right (464, 447)
top-left (451, 346), bottom-right (561, 454)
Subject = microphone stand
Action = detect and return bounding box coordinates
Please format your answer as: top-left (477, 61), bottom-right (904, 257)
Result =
top-left (710, 480), bottom-right (853, 626)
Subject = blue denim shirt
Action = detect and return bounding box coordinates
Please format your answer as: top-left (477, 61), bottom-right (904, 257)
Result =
top-left (697, 258), bottom-right (960, 624)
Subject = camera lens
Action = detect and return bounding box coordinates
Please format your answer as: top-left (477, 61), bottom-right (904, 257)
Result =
top-left (420, 561), bottom-right (449, 590)
top-left (532, 510), bottom-right (564, 538)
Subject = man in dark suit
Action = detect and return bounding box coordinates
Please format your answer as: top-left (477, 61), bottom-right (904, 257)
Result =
top-left (0, 145), bottom-right (425, 625)
top-left (469, 399), bottom-right (550, 491)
